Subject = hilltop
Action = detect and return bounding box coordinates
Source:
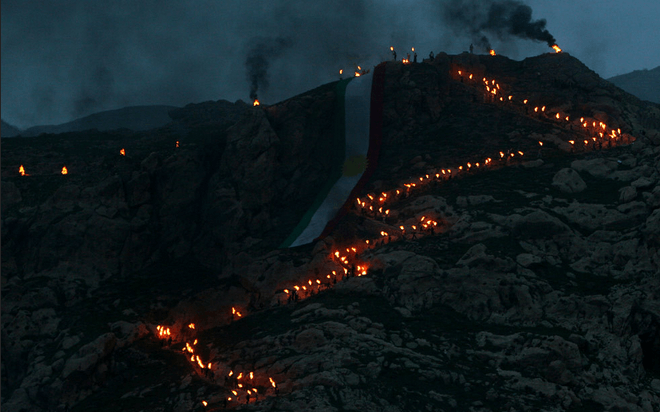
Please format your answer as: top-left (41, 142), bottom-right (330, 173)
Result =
top-left (12, 105), bottom-right (180, 138)
top-left (608, 66), bottom-right (660, 104)
top-left (1, 120), bottom-right (21, 138)
top-left (2, 52), bottom-right (660, 412)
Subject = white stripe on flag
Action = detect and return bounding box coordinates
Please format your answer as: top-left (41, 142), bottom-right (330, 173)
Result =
top-left (289, 72), bottom-right (373, 247)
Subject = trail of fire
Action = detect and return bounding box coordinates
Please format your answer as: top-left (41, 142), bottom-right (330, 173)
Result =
top-left (456, 66), bottom-right (634, 151)
top-left (153, 58), bottom-right (634, 407)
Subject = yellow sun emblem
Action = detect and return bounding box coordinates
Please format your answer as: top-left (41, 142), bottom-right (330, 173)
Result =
top-left (342, 154), bottom-right (368, 177)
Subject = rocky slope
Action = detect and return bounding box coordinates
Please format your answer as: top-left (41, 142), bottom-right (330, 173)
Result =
top-left (2, 52), bottom-right (660, 412)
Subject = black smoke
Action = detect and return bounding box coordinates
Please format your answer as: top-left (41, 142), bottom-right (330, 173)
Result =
top-left (443, 0), bottom-right (556, 52)
top-left (245, 37), bottom-right (293, 101)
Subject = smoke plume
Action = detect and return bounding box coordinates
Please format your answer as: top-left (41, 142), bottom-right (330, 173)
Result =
top-left (443, 0), bottom-right (556, 52)
top-left (245, 37), bottom-right (293, 101)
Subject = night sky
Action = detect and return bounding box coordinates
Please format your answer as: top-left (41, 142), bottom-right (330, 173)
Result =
top-left (2, 0), bottom-right (659, 129)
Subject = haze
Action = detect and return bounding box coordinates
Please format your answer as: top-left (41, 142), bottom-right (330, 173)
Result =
top-left (2, 0), bottom-right (658, 129)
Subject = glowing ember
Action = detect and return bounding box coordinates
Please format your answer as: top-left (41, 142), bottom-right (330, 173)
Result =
top-left (120, 148), bottom-right (126, 156)
top-left (539, 141), bottom-right (543, 146)
top-left (551, 44), bottom-right (562, 53)
top-left (188, 323), bottom-right (195, 329)
top-left (19, 165), bottom-right (26, 176)
top-left (61, 166), bottom-right (68, 175)
top-left (253, 99), bottom-right (260, 106)
top-left (269, 377), bottom-right (277, 387)
top-left (489, 49), bottom-right (496, 56)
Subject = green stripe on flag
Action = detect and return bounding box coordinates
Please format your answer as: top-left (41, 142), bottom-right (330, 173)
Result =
top-left (279, 78), bottom-right (353, 248)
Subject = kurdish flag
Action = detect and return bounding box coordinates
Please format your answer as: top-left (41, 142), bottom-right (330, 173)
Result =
top-left (280, 63), bottom-right (385, 248)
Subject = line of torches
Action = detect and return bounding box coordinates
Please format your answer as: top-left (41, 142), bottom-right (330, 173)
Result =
top-left (155, 321), bottom-right (278, 407)
top-left (455, 68), bottom-right (633, 150)
top-left (147, 53), bottom-right (635, 408)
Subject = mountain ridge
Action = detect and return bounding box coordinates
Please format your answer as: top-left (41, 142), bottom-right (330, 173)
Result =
top-left (608, 66), bottom-right (660, 104)
top-left (2, 51), bottom-right (660, 412)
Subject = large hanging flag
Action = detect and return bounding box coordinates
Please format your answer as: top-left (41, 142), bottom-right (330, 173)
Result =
top-left (280, 63), bottom-right (385, 248)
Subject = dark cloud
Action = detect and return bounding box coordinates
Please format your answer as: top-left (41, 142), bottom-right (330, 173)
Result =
top-left (442, 0), bottom-right (556, 52)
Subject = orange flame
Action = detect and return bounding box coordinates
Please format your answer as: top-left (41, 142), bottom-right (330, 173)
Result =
top-left (19, 165), bottom-right (26, 176)
top-left (120, 148), bottom-right (126, 156)
top-left (552, 44), bottom-right (562, 53)
top-left (489, 49), bottom-right (496, 56)
top-left (61, 166), bottom-right (68, 175)
top-left (253, 99), bottom-right (260, 106)
top-left (176, 141), bottom-right (180, 148)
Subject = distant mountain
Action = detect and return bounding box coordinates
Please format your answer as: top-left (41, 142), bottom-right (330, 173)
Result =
top-left (21, 105), bottom-right (179, 137)
top-left (608, 66), bottom-right (660, 103)
top-left (1, 120), bottom-right (21, 137)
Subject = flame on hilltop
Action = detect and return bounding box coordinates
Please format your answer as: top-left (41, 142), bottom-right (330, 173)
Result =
top-left (253, 99), bottom-right (260, 106)
top-left (552, 44), bottom-right (562, 53)
top-left (489, 49), bottom-right (496, 56)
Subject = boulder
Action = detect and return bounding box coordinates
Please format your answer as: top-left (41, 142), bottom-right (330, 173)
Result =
top-left (619, 186), bottom-right (637, 203)
top-left (571, 158), bottom-right (618, 179)
top-left (552, 168), bottom-right (586, 193)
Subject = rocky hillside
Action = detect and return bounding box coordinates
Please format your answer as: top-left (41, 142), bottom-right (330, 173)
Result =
top-left (2, 52), bottom-right (660, 412)
top-left (609, 66), bottom-right (660, 104)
